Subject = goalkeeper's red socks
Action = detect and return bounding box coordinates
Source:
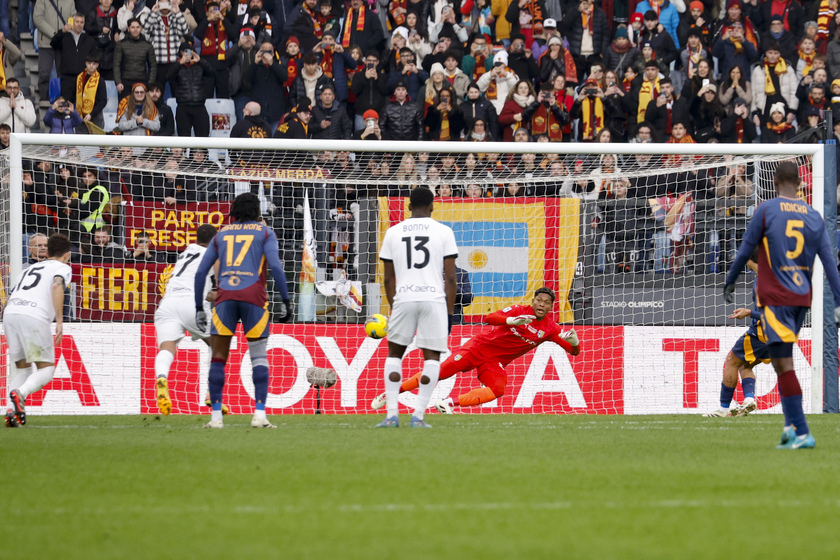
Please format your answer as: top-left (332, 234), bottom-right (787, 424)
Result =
top-left (454, 387), bottom-right (496, 407)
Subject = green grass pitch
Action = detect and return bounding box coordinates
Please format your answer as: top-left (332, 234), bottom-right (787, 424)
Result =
top-left (2, 414), bottom-right (839, 559)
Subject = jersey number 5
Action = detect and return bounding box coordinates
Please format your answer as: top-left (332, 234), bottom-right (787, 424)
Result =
top-left (224, 235), bottom-right (254, 267)
top-left (785, 220), bottom-right (804, 259)
top-left (402, 236), bottom-right (430, 269)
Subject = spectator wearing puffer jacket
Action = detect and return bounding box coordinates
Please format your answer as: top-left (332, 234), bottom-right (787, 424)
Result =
top-left (168, 43), bottom-right (214, 137)
top-left (311, 83), bottom-right (353, 139)
top-left (380, 79), bottom-right (424, 140)
top-left (461, 82), bottom-right (500, 140)
top-left (43, 97), bottom-right (83, 133)
top-left (477, 50), bottom-right (518, 114)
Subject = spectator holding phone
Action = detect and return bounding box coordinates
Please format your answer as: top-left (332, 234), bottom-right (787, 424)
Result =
top-left (143, 0), bottom-right (190, 95)
top-left (195, 0), bottom-right (238, 99)
top-left (44, 97), bottom-right (83, 133)
top-left (476, 50), bottom-right (518, 114)
top-left (350, 50), bottom-right (388, 131)
top-left (168, 43), bottom-right (214, 136)
top-left (243, 41), bottom-right (287, 130)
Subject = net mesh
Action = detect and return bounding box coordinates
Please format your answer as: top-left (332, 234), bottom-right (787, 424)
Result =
top-left (0, 140), bottom-right (819, 416)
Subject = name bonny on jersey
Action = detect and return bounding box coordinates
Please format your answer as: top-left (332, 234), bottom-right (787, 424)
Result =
top-left (402, 223), bottom-right (430, 232)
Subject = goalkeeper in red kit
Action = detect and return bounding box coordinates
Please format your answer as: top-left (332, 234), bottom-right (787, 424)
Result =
top-left (370, 287), bottom-right (580, 413)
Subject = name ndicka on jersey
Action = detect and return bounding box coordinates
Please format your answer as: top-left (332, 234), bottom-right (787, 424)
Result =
top-left (780, 202), bottom-right (808, 214)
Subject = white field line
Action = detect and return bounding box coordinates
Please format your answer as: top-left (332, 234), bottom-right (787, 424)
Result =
top-left (28, 499), bottom-right (840, 517)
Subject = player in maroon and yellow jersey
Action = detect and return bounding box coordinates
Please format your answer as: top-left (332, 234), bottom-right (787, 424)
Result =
top-left (371, 287), bottom-right (580, 413)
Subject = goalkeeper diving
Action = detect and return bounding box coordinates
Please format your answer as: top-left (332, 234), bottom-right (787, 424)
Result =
top-left (371, 287), bottom-right (581, 413)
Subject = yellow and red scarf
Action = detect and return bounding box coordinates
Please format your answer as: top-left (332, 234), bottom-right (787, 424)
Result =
top-left (798, 48), bottom-right (814, 76)
top-left (581, 96), bottom-right (604, 140)
top-left (304, 2), bottom-right (322, 38)
top-left (439, 110), bottom-right (450, 140)
top-left (637, 77), bottom-right (660, 122)
top-left (200, 20), bottom-right (228, 61)
top-left (817, 0), bottom-right (834, 44)
top-left (320, 47), bottom-right (334, 78)
top-left (115, 91), bottom-right (158, 135)
top-left (764, 57), bottom-right (788, 95)
top-left (76, 70), bottom-right (100, 117)
top-left (486, 67), bottom-right (511, 99)
top-left (342, 6), bottom-right (365, 47)
top-left (687, 43), bottom-right (703, 65)
top-left (0, 48), bottom-right (6, 89)
top-left (473, 54), bottom-right (486, 82)
top-left (767, 120), bottom-right (794, 133)
top-left (581, 7), bottom-right (594, 35)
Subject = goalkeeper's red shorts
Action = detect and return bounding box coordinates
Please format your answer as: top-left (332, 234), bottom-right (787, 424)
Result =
top-left (443, 350), bottom-right (507, 390)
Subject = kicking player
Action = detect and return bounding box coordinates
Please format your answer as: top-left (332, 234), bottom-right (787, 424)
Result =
top-left (704, 254), bottom-right (767, 418)
top-left (4, 233), bottom-right (72, 427)
top-left (194, 193), bottom-right (291, 429)
top-left (724, 161), bottom-right (840, 449)
top-left (376, 186), bottom-right (458, 428)
top-left (371, 287), bottom-right (581, 413)
top-left (154, 224), bottom-right (231, 415)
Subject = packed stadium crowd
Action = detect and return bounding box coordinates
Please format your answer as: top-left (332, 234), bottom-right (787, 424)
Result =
top-left (4, 0), bottom-right (837, 272)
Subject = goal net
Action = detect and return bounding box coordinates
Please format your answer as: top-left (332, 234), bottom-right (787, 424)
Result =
top-left (0, 135), bottom-right (830, 416)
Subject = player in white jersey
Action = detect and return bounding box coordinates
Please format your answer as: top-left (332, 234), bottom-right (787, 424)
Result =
top-left (153, 224), bottom-right (225, 415)
top-left (376, 187), bottom-right (458, 428)
top-left (4, 234), bottom-right (73, 427)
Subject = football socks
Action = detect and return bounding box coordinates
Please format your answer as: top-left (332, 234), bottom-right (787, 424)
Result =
top-left (454, 387), bottom-right (496, 407)
top-left (719, 383), bottom-right (736, 410)
top-left (741, 377), bottom-right (756, 400)
top-left (155, 350), bottom-right (175, 380)
top-left (384, 357), bottom-right (403, 417)
top-left (778, 370), bottom-right (808, 436)
top-left (412, 360), bottom-right (440, 421)
top-left (16, 366), bottom-right (55, 398)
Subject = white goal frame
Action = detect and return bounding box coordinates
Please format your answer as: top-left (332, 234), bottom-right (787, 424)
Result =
top-left (5, 133), bottom-right (829, 413)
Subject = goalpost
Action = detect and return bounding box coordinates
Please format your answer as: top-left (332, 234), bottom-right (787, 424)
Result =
top-left (0, 133), bottom-right (834, 416)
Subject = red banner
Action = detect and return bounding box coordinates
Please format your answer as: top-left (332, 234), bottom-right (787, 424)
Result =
top-left (137, 324), bottom-right (624, 415)
top-left (0, 325), bottom-right (819, 416)
top-left (71, 263), bottom-right (170, 322)
top-left (123, 202), bottom-right (230, 252)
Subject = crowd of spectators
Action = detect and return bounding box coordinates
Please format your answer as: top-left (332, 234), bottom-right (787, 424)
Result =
top-left (0, 0), bottom-right (838, 143)
top-left (5, 0), bottom-right (840, 276)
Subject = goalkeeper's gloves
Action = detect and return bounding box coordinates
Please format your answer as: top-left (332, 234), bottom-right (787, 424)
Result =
top-left (279, 299), bottom-right (293, 323)
top-left (834, 306), bottom-right (840, 324)
top-left (561, 329), bottom-right (579, 346)
top-left (506, 314), bottom-right (536, 326)
top-left (196, 308), bottom-right (208, 332)
top-left (723, 284), bottom-right (736, 304)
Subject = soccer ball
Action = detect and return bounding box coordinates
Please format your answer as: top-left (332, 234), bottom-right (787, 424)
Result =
top-left (364, 314), bottom-right (388, 339)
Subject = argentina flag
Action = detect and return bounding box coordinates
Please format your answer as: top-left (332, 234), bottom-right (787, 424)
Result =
top-left (444, 221), bottom-right (530, 298)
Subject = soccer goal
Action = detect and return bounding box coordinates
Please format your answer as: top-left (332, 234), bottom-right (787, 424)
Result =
top-left (0, 134), bottom-right (835, 417)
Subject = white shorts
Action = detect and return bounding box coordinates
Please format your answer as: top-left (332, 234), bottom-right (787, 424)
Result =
top-left (4, 314), bottom-right (55, 363)
top-left (154, 297), bottom-right (209, 346)
top-left (387, 300), bottom-right (449, 352)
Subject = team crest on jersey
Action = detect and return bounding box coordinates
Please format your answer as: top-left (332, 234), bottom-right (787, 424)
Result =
top-left (158, 264), bottom-right (174, 295)
top-left (502, 306), bottom-right (512, 312)
top-left (537, 330), bottom-right (544, 338)
top-left (454, 354), bottom-right (462, 361)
